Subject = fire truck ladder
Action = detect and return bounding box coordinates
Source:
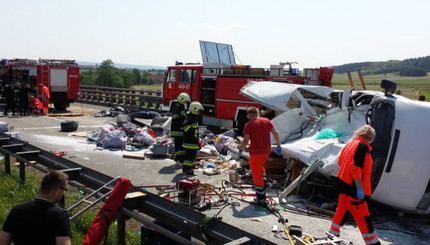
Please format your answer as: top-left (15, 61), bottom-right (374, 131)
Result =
top-left (0, 132), bottom-right (275, 245)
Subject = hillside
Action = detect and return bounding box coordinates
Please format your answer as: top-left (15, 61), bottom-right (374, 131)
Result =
top-left (332, 56), bottom-right (430, 76)
top-left (77, 61), bottom-right (165, 70)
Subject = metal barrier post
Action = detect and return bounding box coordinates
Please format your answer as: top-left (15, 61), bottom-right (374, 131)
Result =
top-left (19, 162), bottom-right (25, 184)
top-left (4, 153), bottom-right (11, 175)
top-left (117, 210), bottom-right (126, 245)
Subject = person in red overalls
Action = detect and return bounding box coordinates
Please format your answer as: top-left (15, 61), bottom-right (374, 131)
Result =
top-left (39, 83), bottom-right (50, 115)
top-left (238, 107), bottom-right (282, 206)
top-left (329, 125), bottom-right (381, 245)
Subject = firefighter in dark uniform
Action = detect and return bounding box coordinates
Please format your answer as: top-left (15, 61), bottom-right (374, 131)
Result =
top-left (182, 101), bottom-right (204, 175)
top-left (170, 92), bottom-right (191, 168)
top-left (3, 83), bottom-right (16, 116)
top-left (329, 125), bottom-right (381, 245)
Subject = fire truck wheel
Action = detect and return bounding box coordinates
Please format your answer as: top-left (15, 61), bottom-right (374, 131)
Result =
top-left (61, 120), bottom-right (79, 132)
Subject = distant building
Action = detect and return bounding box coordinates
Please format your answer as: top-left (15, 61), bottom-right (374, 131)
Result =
top-left (147, 74), bottom-right (164, 83)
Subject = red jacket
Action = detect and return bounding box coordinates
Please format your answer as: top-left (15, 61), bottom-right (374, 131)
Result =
top-left (337, 136), bottom-right (373, 198)
top-left (29, 98), bottom-right (43, 110)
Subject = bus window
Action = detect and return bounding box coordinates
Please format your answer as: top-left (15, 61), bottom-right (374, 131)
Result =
top-left (167, 69), bottom-right (177, 83)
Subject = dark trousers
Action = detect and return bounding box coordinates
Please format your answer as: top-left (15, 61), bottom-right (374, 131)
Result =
top-left (183, 149), bottom-right (197, 172)
top-left (19, 100), bottom-right (29, 115)
top-left (4, 101), bottom-right (15, 115)
top-left (173, 136), bottom-right (185, 164)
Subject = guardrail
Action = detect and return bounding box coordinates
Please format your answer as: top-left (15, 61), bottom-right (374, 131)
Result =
top-left (0, 132), bottom-right (274, 245)
top-left (79, 85), bottom-right (162, 111)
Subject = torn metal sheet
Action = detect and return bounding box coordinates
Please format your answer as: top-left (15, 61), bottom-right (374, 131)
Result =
top-left (241, 81), bottom-right (430, 214)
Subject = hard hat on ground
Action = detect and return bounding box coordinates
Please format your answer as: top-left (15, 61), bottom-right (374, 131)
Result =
top-left (189, 101), bottom-right (204, 114)
top-left (178, 92), bottom-right (191, 103)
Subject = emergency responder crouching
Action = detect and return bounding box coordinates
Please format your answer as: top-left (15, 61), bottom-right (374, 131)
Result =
top-left (170, 93), bottom-right (191, 168)
top-left (182, 101), bottom-right (204, 175)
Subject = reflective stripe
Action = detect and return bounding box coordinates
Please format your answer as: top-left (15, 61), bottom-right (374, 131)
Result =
top-left (183, 144), bottom-right (200, 149)
top-left (184, 125), bottom-right (191, 132)
top-left (365, 237), bottom-right (380, 245)
top-left (329, 229), bottom-right (340, 236)
top-left (171, 131), bottom-right (183, 136)
top-left (175, 151), bottom-right (185, 156)
top-left (183, 161), bottom-right (194, 166)
top-left (362, 232), bottom-right (377, 238)
top-left (254, 185), bottom-right (265, 190)
top-left (172, 115), bottom-right (180, 119)
top-left (255, 190), bottom-right (266, 195)
top-left (331, 222), bottom-right (341, 229)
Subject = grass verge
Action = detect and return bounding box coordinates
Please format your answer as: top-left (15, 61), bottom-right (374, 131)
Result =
top-left (0, 161), bottom-right (140, 245)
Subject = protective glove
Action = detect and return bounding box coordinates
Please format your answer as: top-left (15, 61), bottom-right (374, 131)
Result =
top-left (356, 187), bottom-right (365, 200)
top-left (276, 145), bottom-right (282, 155)
top-left (238, 150), bottom-right (243, 157)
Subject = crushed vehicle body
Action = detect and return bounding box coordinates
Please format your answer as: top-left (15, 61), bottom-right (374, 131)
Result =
top-left (240, 81), bottom-right (430, 214)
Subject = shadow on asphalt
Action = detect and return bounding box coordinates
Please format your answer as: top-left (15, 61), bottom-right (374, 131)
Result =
top-left (232, 203), bottom-right (271, 219)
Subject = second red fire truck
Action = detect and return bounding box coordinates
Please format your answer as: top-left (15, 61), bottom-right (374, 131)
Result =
top-left (161, 41), bottom-right (334, 129)
top-left (0, 58), bottom-right (80, 110)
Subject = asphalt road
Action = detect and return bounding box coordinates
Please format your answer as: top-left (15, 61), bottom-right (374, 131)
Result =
top-left (1, 102), bottom-right (428, 245)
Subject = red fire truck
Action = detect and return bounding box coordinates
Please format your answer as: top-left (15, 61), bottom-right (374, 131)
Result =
top-left (161, 41), bottom-right (333, 129)
top-left (0, 59), bottom-right (79, 110)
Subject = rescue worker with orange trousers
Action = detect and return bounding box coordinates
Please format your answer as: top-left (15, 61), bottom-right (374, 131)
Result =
top-left (182, 101), bottom-right (204, 175)
top-left (329, 125), bottom-right (381, 245)
top-left (39, 83), bottom-right (50, 114)
top-left (170, 93), bottom-right (191, 167)
top-left (239, 107), bottom-right (282, 205)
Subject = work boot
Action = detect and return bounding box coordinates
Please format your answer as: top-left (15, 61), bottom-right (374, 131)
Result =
top-left (253, 197), bottom-right (268, 207)
top-left (173, 161), bottom-right (182, 169)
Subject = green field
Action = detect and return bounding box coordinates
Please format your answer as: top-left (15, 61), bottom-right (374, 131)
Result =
top-left (0, 165), bottom-right (140, 245)
top-left (332, 73), bottom-right (430, 100)
top-left (132, 73), bottom-right (430, 101)
top-left (132, 84), bottom-right (162, 91)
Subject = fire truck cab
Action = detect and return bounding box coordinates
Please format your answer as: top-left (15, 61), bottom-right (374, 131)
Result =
top-left (161, 41), bottom-right (334, 130)
top-left (0, 59), bottom-right (79, 110)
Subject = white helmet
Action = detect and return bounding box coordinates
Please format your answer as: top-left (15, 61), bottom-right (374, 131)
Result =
top-left (189, 101), bottom-right (204, 113)
top-left (178, 92), bottom-right (191, 103)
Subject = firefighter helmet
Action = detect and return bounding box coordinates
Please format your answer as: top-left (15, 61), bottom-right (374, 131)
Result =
top-left (189, 101), bottom-right (204, 113)
top-left (178, 93), bottom-right (191, 103)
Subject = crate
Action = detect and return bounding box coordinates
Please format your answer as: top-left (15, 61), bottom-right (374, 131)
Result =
top-left (152, 144), bottom-right (169, 155)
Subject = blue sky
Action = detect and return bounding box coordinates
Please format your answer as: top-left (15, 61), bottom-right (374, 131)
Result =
top-left (1, 0), bottom-right (429, 68)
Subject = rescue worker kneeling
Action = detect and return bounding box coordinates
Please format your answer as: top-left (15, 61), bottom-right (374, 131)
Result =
top-left (170, 93), bottom-right (191, 168)
top-left (182, 101), bottom-right (204, 175)
top-left (28, 95), bottom-right (43, 115)
top-left (329, 125), bottom-right (381, 245)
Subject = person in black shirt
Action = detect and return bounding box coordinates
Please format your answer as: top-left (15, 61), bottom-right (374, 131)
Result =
top-left (18, 83), bottom-right (31, 116)
top-left (0, 170), bottom-right (72, 245)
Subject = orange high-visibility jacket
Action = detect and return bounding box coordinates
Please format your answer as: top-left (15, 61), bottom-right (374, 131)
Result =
top-left (42, 85), bottom-right (50, 99)
top-left (337, 136), bottom-right (373, 198)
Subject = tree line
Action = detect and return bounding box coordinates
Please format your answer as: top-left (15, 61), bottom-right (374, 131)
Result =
top-left (80, 59), bottom-right (165, 88)
top-left (332, 56), bottom-right (430, 77)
